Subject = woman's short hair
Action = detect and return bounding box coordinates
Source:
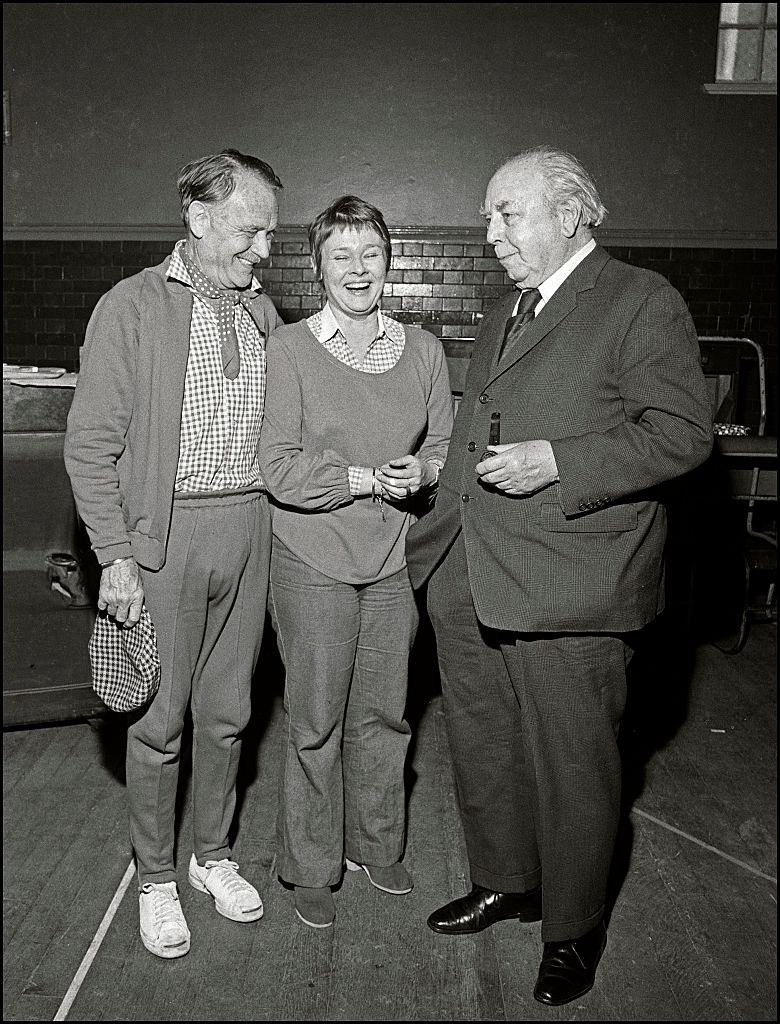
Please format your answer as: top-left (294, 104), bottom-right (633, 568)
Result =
top-left (308, 196), bottom-right (392, 279)
top-left (518, 146), bottom-right (607, 227)
top-left (177, 149), bottom-right (283, 227)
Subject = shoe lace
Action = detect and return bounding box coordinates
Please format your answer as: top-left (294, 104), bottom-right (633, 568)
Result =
top-left (144, 885), bottom-right (182, 927)
top-left (206, 859), bottom-right (250, 895)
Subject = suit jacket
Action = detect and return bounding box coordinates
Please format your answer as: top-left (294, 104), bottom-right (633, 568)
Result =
top-left (405, 245), bottom-right (713, 633)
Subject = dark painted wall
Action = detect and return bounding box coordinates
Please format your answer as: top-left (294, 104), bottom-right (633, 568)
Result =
top-left (3, 2), bottom-right (777, 233)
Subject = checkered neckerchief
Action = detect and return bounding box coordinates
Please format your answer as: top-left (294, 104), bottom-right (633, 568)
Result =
top-left (177, 245), bottom-right (254, 379)
top-left (169, 241), bottom-right (267, 493)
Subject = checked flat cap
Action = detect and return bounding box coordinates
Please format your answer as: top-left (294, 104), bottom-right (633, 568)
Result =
top-left (89, 606), bottom-right (161, 713)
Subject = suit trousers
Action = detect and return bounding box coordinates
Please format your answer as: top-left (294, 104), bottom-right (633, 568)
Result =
top-left (127, 491), bottom-right (271, 885)
top-left (269, 538), bottom-right (416, 887)
top-left (427, 531), bottom-right (630, 942)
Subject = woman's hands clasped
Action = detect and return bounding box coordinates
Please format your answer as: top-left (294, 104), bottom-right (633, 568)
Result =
top-left (374, 454), bottom-right (438, 500)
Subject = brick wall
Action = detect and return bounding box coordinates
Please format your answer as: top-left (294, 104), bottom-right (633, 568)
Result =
top-left (4, 235), bottom-right (776, 429)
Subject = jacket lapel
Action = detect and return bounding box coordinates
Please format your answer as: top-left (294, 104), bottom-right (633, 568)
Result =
top-left (485, 245), bottom-right (610, 387)
top-left (148, 257), bottom-right (193, 372)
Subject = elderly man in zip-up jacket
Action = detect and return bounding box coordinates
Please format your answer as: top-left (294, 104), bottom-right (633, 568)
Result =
top-left (65, 149), bottom-right (282, 959)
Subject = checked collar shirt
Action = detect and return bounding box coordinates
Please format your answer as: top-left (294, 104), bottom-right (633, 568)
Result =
top-left (169, 241), bottom-right (267, 494)
top-left (307, 302), bottom-right (406, 373)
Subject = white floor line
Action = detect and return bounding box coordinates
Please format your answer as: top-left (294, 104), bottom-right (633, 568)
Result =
top-left (632, 807), bottom-right (777, 884)
top-left (53, 857), bottom-right (136, 1022)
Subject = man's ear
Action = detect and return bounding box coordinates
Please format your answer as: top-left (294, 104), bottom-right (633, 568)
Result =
top-left (558, 201), bottom-right (581, 239)
top-left (188, 201), bottom-right (210, 240)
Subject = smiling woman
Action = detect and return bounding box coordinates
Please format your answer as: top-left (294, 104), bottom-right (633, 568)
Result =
top-left (320, 228), bottom-right (386, 323)
top-left (258, 194), bottom-right (454, 930)
top-left (310, 195), bottom-right (392, 331)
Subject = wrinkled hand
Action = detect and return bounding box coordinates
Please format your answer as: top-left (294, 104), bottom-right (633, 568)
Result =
top-left (375, 454), bottom-right (437, 500)
top-left (475, 440), bottom-right (559, 496)
top-left (98, 556), bottom-right (144, 628)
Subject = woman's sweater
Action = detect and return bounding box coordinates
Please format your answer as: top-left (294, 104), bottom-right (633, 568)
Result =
top-left (258, 318), bottom-right (453, 584)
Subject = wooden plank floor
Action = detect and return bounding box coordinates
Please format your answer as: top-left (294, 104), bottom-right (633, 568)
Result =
top-left (3, 622), bottom-right (776, 1021)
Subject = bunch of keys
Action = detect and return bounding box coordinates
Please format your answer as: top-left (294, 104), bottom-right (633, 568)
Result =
top-left (481, 412), bottom-right (501, 461)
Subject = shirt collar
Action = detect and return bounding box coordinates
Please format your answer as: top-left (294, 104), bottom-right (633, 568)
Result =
top-left (319, 301), bottom-right (389, 342)
top-left (167, 240), bottom-right (263, 294)
top-left (536, 238), bottom-right (597, 304)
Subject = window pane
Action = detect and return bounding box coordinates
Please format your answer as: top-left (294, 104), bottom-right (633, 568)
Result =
top-left (761, 28), bottom-right (777, 78)
top-left (720, 3), bottom-right (765, 24)
top-left (717, 28), bottom-right (762, 78)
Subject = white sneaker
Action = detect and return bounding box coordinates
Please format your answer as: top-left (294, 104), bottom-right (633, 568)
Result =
top-left (138, 881), bottom-right (190, 959)
top-left (188, 854), bottom-right (263, 922)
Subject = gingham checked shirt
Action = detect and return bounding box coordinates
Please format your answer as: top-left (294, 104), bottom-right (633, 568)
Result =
top-left (308, 303), bottom-right (409, 494)
top-left (170, 241), bottom-right (266, 493)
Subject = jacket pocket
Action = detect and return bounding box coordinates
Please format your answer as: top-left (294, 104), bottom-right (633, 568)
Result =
top-left (540, 502), bottom-right (638, 533)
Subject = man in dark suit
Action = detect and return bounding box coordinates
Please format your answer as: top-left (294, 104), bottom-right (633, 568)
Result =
top-left (405, 146), bottom-right (712, 1006)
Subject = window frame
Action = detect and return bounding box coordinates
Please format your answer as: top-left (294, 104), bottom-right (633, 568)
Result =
top-left (703, 2), bottom-right (777, 95)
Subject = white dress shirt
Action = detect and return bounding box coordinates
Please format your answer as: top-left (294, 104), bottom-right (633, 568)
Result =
top-left (511, 237), bottom-right (597, 317)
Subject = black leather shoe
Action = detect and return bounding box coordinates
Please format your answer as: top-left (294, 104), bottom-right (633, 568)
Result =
top-left (427, 884), bottom-right (542, 934)
top-left (533, 921), bottom-right (607, 1005)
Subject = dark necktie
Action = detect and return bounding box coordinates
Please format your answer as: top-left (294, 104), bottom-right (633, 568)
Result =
top-left (498, 287), bottom-right (541, 361)
top-left (179, 247), bottom-right (255, 380)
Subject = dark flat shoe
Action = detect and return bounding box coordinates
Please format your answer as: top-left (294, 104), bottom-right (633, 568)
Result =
top-left (427, 883), bottom-right (542, 934)
top-left (533, 921), bottom-right (607, 1005)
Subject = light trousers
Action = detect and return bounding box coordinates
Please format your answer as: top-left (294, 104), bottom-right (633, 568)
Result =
top-left (127, 492), bottom-right (271, 884)
top-left (270, 538), bottom-right (417, 887)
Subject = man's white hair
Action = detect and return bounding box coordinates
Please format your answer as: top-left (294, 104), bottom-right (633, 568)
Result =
top-left (504, 146), bottom-right (607, 228)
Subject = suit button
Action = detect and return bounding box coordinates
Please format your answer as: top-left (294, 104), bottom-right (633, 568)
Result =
top-left (479, 394), bottom-right (489, 404)
top-left (461, 494), bottom-right (470, 503)
top-left (578, 502), bottom-right (587, 511)
top-left (467, 441), bottom-right (476, 452)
